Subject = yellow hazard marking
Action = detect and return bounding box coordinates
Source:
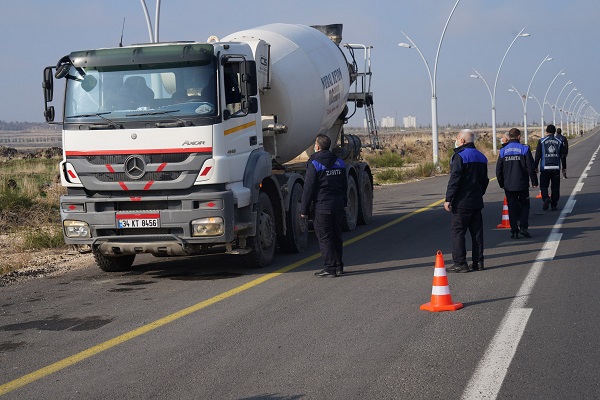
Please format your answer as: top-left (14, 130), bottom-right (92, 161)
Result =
top-left (224, 120), bottom-right (256, 136)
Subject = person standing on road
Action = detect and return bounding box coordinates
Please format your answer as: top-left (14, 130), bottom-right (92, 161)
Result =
top-left (300, 134), bottom-right (348, 278)
top-left (555, 127), bottom-right (569, 178)
top-left (496, 128), bottom-right (538, 239)
top-left (444, 129), bottom-right (489, 273)
top-left (534, 124), bottom-right (563, 211)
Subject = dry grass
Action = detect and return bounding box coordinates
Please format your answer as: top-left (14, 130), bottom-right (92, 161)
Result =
top-left (0, 156), bottom-right (68, 275)
top-left (359, 128), bottom-right (542, 185)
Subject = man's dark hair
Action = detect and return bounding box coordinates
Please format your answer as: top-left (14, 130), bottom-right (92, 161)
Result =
top-left (546, 124), bottom-right (556, 134)
top-left (316, 134), bottom-right (331, 151)
top-left (508, 127), bottom-right (521, 139)
top-left (556, 127), bottom-right (562, 134)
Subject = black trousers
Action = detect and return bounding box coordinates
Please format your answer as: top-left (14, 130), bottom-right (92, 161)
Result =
top-left (539, 170), bottom-right (560, 207)
top-left (450, 207), bottom-right (484, 266)
top-left (505, 189), bottom-right (531, 233)
top-left (314, 209), bottom-right (344, 273)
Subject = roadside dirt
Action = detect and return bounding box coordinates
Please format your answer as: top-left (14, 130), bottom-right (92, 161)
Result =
top-left (0, 242), bottom-right (93, 287)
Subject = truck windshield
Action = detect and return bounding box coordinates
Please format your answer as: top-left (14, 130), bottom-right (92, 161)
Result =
top-left (64, 60), bottom-right (217, 123)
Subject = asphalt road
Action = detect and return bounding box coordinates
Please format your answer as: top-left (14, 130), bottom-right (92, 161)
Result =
top-left (1, 129), bottom-right (599, 399)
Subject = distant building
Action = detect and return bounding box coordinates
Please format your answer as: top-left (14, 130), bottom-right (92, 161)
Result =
top-left (403, 115), bottom-right (417, 128)
top-left (380, 116), bottom-right (396, 128)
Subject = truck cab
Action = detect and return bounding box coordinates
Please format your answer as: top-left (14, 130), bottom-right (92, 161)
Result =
top-left (44, 41), bottom-right (274, 271)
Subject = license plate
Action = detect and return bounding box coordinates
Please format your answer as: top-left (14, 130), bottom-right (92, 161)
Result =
top-left (116, 213), bottom-right (160, 229)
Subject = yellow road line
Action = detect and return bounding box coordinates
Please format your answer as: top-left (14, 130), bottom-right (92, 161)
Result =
top-left (0, 197), bottom-right (444, 395)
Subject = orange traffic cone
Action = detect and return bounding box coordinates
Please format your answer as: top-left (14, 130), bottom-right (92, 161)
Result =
top-left (496, 197), bottom-right (510, 229)
top-left (420, 251), bottom-right (464, 312)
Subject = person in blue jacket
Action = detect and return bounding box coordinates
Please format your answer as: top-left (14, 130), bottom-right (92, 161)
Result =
top-left (534, 124), bottom-right (563, 211)
top-left (444, 129), bottom-right (489, 273)
top-left (300, 134), bottom-right (348, 277)
top-left (496, 128), bottom-right (538, 239)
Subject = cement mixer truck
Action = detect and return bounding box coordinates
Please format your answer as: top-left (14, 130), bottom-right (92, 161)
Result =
top-left (42, 23), bottom-right (378, 271)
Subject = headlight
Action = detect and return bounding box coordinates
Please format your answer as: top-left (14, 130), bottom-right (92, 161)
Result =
top-left (191, 217), bottom-right (224, 236)
top-left (63, 220), bottom-right (91, 238)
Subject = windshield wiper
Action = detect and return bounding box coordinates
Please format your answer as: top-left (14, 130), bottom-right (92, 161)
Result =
top-left (126, 110), bottom-right (180, 117)
top-left (126, 110), bottom-right (193, 127)
top-left (66, 112), bottom-right (122, 129)
top-left (67, 111), bottom-right (113, 118)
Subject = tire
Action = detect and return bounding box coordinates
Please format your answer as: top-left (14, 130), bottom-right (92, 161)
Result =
top-left (342, 176), bottom-right (358, 231)
top-left (242, 192), bottom-right (277, 268)
top-left (93, 249), bottom-right (135, 272)
top-left (357, 170), bottom-right (373, 225)
top-left (280, 182), bottom-right (308, 253)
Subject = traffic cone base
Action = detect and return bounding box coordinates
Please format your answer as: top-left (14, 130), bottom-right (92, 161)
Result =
top-left (496, 197), bottom-right (510, 229)
top-left (421, 251), bottom-right (463, 312)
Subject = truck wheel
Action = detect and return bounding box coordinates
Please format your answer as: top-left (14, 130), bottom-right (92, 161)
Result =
top-left (357, 170), bottom-right (373, 225)
top-left (93, 249), bottom-right (135, 272)
top-left (342, 176), bottom-right (358, 231)
top-left (244, 192), bottom-right (276, 267)
top-left (280, 182), bottom-right (308, 253)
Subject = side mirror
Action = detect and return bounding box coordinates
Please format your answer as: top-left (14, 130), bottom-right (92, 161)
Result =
top-left (43, 67), bottom-right (54, 102)
top-left (243, 61), bottom-right (258, 96)
top-left (246, 97), bottom-right (258, 114)
top-left (55, 63), bottom-right (70, 79)
top-left (43, 66), bottom-right (55, 122)
top-left (44, 106), bottom-right (55, 123)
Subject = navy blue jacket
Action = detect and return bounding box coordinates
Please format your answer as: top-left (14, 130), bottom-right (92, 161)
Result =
top-left (534, 134), bottom-right (563, 171)
top-left (496, 140), bottom-right (538, 191)
top-left (445, 143), bottom-right (489, 209)
top-left (300, 150), bottom-right (347, 214)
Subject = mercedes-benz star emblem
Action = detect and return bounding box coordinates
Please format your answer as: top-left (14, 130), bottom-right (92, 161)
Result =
top-left (124, 155), bottom-right (146, 180)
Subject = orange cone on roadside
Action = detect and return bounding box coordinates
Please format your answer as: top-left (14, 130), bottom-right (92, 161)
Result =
top-left (420, 251), bottom-right (464, 312)
top-left (496, 197), bottom-right (510, 229)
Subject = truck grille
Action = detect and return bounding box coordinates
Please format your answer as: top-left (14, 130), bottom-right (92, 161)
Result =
top-left (94, 171), bottom-right (181, 182)
top-left (86, 153), bottom-right (189, 165)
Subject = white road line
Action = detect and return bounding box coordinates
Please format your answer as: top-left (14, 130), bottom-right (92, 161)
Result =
top-left (461, 143), bottom-right (600, 400)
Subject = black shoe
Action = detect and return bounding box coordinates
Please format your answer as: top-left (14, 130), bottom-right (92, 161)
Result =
top-left (511, 232), bottom-right (520, 239)
top-left (520, 229), bottom-right (531, 238)
top-left (335, 266), bottom-right (344, 276)
top-left (470, 261), bottom-right (484, 271)
top-left (314, 269), bottom-right (336, 278)
top-left (447, 263), bottom-right (469, 273)
top-left (543, 198), bottom-right (550, 211)
top-left (551, 206), bottom-right (558, 211)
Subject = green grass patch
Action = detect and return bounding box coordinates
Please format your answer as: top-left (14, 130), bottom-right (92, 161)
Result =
top-left (20, 227), bottom-right (65, 251)
top-left (364, 151), bottom-right (405, 168)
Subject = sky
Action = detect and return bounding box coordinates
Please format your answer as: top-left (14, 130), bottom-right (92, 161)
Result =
top-left (1, 0), bottom-right (599, 129)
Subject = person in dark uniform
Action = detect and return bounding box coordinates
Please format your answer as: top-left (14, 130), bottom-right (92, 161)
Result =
top-left (300, 134), bottom-right (348, 278)
top-left (444, 129), bottom-right (489, 273)
top-left (496, 128), bottom-right (538, 239)
top-left (534, 124), bottom-right (563, 211)
top-left (555, 127), bottom-right (569, 178)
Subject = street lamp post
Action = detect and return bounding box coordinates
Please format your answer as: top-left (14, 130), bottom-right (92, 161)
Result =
top-left (471, 28), bottom-right (529, 154)
top-left (576, 101), bottom-right (587, 135)
top-left (542, 69), bottom-right (565, 134)
top-left (572, 98), bottom-right (586, 136)
top-left (528, 93), bottom-right (544, 130)
top-left (508, 85), bottom-right (527, 127)
top-left (560, 87), bottom-right (577, 132)
top-left (398, 0), bottom-right (461, 165)
top-left (524, 55), bottom-right (552, 144)
top-left (554, 80), bottom-right (572, 125)
top-left (567, 93), bottom-right (582, 135)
